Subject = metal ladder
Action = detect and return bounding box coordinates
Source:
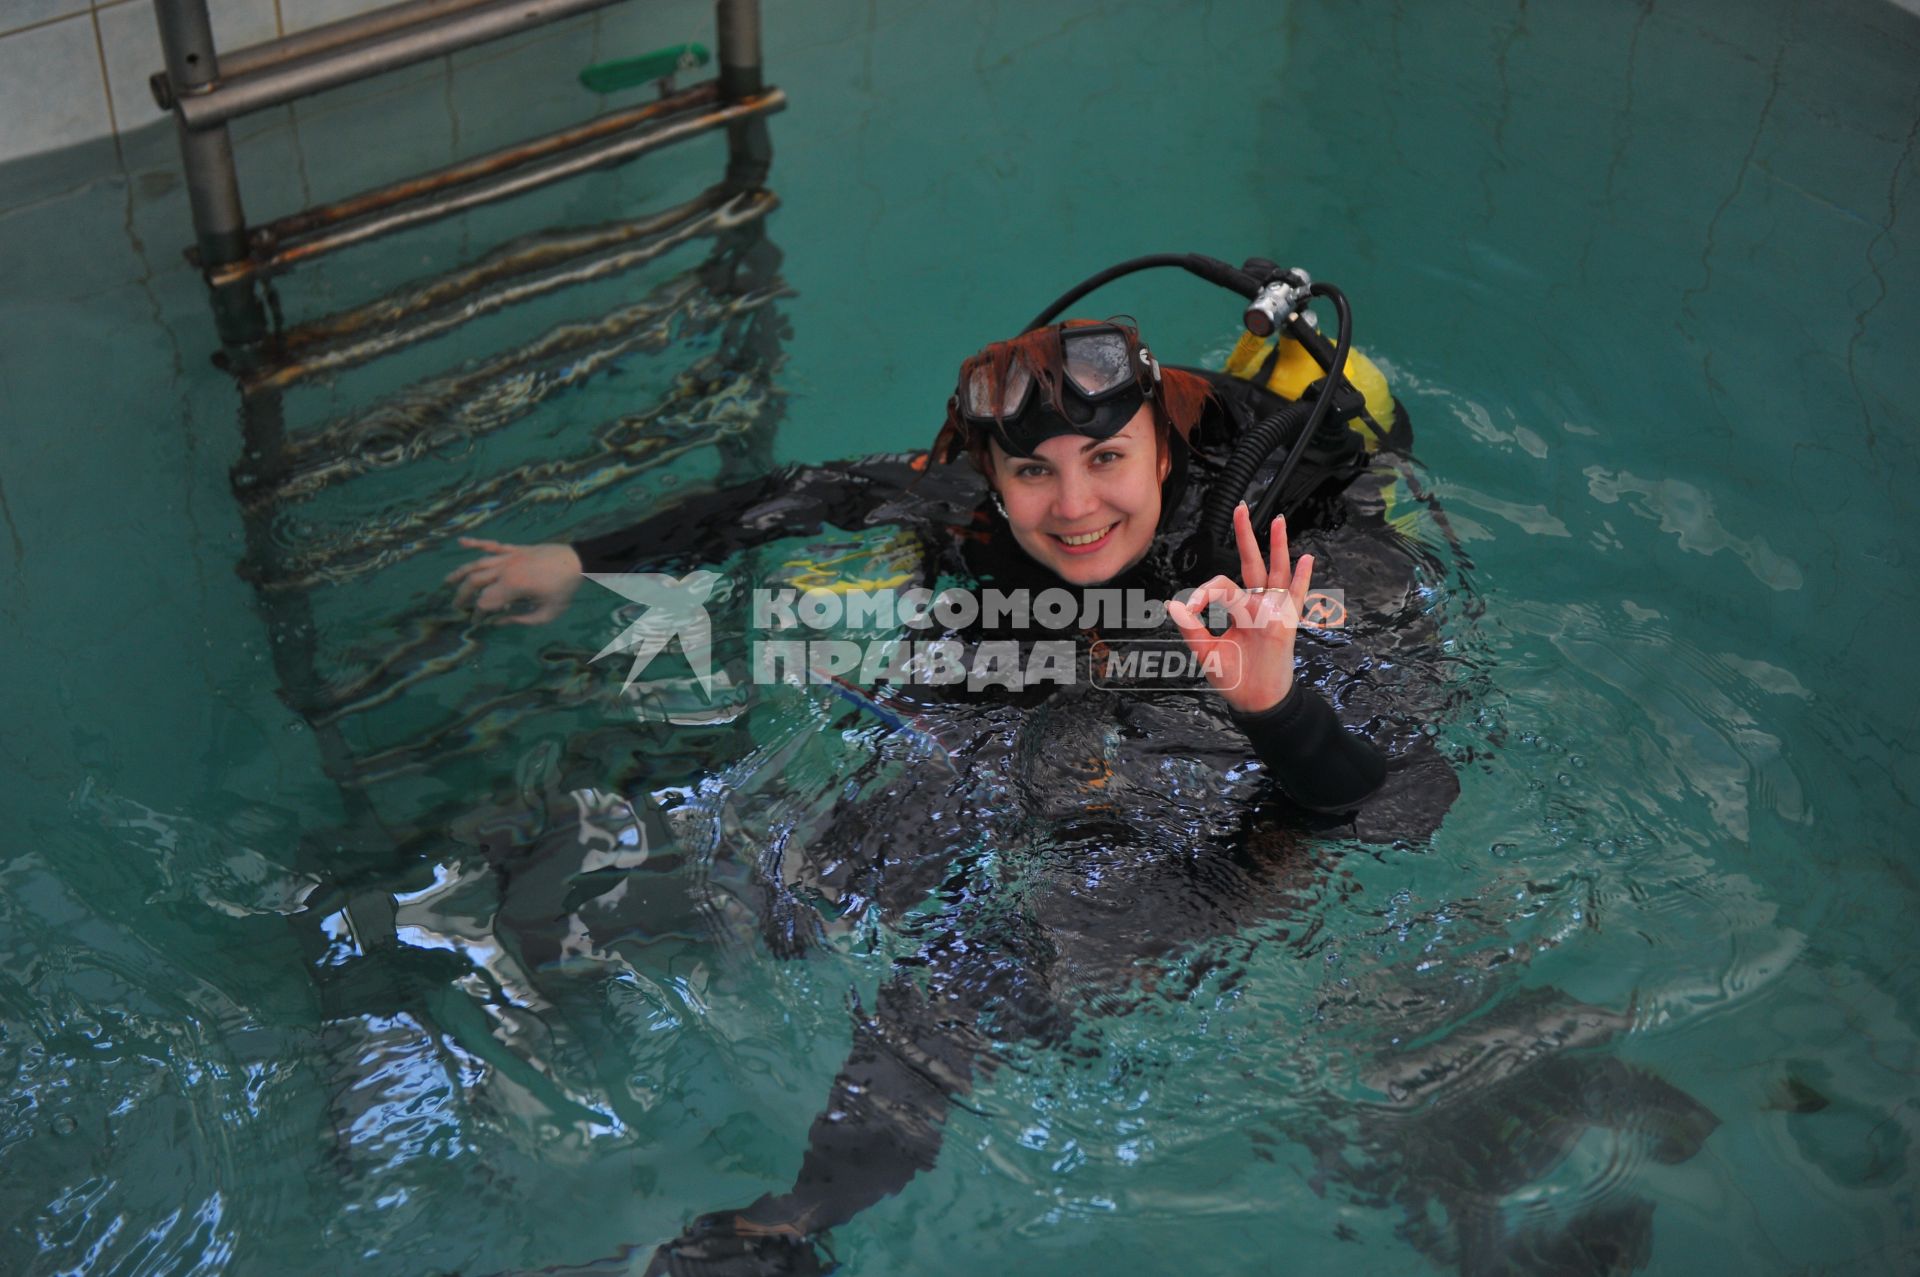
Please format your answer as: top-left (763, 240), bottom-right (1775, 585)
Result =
top-left (141, 0), bottom-right (795, 1057)
top-left (149, 0), bottom-right (779, 354)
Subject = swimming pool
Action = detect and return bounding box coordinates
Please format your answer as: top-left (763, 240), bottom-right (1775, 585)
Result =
top-left (2, 0), bottom-right (1916, 1272)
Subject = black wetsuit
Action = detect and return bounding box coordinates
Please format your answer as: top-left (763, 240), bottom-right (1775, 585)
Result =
top-left (552, 370), bottom-right (1461, 1275)
top-left (574, 370), bottom-right (1435, 820)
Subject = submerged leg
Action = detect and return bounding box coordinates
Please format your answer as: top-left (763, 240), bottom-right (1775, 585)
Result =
top-left (644, 977), bottom-right (975, 1275)
top-left (776, 976), bottom-right (979, 1226)
top-left (637, 977), bottom-right (974, 1276)
top-left (1455, 1194), bottom-right (1657, 1277)
top-left (1562, 1055), bottom-right (1719, 1164)
top-left (646, 902), bottom-right (1068, 1274)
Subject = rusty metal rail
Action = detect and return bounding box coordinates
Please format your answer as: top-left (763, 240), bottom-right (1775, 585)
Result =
top-left (237, 188), bottom-right (777, 394)
top-left (211, 0), bottom-right (497, 82)
top-left (205, 86), bottom-right (784, 286)
top-left (262, 81), bottom-right (720, 246)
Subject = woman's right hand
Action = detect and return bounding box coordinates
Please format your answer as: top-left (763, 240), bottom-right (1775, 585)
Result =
top-left (1165, 504), bottom-right (1311, 715)
top-left (444, 537), bottom-right (584, 625)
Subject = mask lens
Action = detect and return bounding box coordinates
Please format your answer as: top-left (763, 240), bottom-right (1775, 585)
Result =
top-left (1062, 330), bottom-right (1133, 399)
top-left (966, 360), bottom-right (1033, 420)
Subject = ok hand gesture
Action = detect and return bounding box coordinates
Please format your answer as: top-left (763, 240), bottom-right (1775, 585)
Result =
top-left (1166, 504), bottom-right (1314, 715)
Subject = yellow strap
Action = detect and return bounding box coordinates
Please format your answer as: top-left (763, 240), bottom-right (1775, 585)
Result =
top-left (780, 533), bottom-right (920, 594)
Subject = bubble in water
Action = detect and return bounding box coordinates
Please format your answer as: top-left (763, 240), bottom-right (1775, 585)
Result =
top-left (52, 1115), bottom-right (77, 1137)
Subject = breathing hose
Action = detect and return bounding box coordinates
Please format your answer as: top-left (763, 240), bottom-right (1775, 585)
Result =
top-left (1022, 254), bottom-right (1257, 332)
top-left (1195, 400), bottom-right (1315, 557)
top-left (1244, 281), bottom-right (1355, 529)
top-left (1190, 282), bottom-right (1354, 564)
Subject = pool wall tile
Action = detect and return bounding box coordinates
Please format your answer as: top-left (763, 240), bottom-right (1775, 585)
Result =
top-left (0, 13), bottom-right (113, 164)
top-left (95, 0), bottom-right (285, 137)
top-left (94, 0), bottom-right (164, 133)
top-left (204, 0), bottom-right (285, 57)
top-left (445, 15), bottom-right (604, 158)
top-left (284, 62), bottom-right (455, 185)
top-left (0, 0), bottom-right (91, 39)
top-left (283, 54), bottom-right (445, 128)
top-left (0, 0), bottom-right (727, 163)
top-left (0, 0), bottom-right (404, 161)
top-left (96, 4), bottom-right (297, 144)
top-left (94, 0), bottom-right (283, 123)
top-left (279, 0), bottom-right (396, 35)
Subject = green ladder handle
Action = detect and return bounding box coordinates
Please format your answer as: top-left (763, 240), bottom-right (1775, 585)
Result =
top-left (579, 42), bottom-right (711, 94)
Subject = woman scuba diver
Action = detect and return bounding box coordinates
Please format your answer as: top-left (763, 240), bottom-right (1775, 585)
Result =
top-left (450, 317), bottom-right (1400, 814)
top-left (447, 261), bottom-right (1479, 1274)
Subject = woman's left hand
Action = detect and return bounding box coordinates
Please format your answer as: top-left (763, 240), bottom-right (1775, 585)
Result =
top-left (1166, 503), bottom-right (1313, 715)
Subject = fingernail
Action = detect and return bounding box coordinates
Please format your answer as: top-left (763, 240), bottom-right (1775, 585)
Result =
top-left (1238, 500), bottom-right (1249, 511)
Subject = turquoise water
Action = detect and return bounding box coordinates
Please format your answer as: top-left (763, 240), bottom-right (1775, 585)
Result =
top-left (2, 0), bottom-right (1917, 1273)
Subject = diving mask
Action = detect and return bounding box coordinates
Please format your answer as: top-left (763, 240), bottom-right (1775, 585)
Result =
top-left (955, 323), bottom-right (1163, 458)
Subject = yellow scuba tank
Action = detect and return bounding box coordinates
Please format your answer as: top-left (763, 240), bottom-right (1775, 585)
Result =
top-left (1222, 330), bottom-right (1399, 454)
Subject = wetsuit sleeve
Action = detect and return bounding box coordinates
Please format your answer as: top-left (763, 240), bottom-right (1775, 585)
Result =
top-left (570, 454), bottom-right (934, 573)
top-left (1231, 682), bottom-right (1388, 812)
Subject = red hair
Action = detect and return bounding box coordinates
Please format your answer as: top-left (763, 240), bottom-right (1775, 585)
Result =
top-left (930, 320), bottom-right (1214, 474)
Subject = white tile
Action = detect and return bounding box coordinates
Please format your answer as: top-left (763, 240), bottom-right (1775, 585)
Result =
top-left (95, 0), bottom-right (163, 131)
top-left (0, 0), bottom-right (89, 39)
top-left (0, 14), bottom-right (114, 162)
top-left (92, 0), bottom-right (278, 56)
top-left (279, 0), bottom-right (391, 36)
top-left (206, 0), bottom-right (280, 54)
top-left (98, 0), bottom-right (281, 134)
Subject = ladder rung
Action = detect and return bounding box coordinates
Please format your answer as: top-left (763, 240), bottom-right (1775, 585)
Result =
top-left (170, 0), bottom-right (635, 130)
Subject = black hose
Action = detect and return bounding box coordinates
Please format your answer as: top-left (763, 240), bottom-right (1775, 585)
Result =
top-left (1197, 400), bottom-right (1317, 558)
top-left (1199, 283), bottom-right (1357, 559)
top-left (1248, 282), bottom-right (1354, 529)
top-left (1023, 254), bottom-right (1256, 332)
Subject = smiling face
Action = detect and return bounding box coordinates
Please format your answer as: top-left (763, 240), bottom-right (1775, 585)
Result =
top-left (987, 406), bottom-right (1171, 585)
